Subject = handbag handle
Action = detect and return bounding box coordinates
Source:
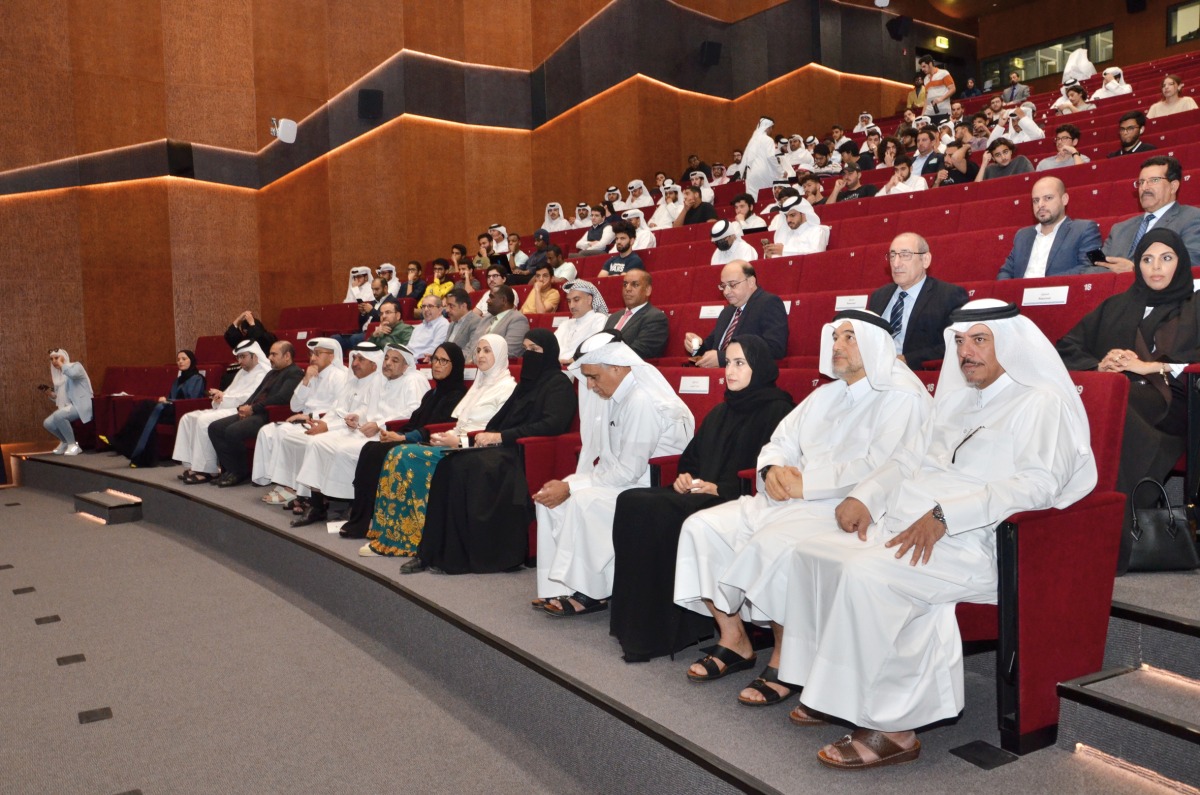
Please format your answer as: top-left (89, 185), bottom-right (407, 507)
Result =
top-left (1130, 477), bottom-right (1180, 535)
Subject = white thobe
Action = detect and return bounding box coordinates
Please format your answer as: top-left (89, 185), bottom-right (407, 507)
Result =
top-left (744, 137), bottom-right (784, 200)
top-left (710, 238), bottom-right (759, 266)
top-left (296, 369), bottom-right (429, 499)
top-left (408, 316), bottom-right (450, 360)
top-left (786, 374), bottom-right (1087, 732)
top-left (172, 367), bottom-right (267, 474)
top-left (272, 376), bottom-right (374, 494)
top-left (543, 217), bottom-right (571, 233)
top-left (554, 311), bottom-right (609, 363)
top-left (536, 374), bottom-right (690, 599)
top-left (878, 173), bottom-right (929, 196)
top-left (774, 223), bottom-right (829, 255)
top-left (675, 376), bottom-right (928, 619)
top-left (252, 365), bottom-right (349, 486)
top-left (648, 201), bottom-right (682, 229)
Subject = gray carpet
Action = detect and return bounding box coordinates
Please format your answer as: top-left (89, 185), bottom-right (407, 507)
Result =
top-left (1087, 669), bottom-right (1200, 726)
top-left (1113, 570), bottom-right (1200, 624)
top-left (5, 451), bottom-right (1186, 794)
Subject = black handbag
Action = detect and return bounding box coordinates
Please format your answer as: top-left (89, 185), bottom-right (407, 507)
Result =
top-left (1128, 478), bottom-right (1200, 572)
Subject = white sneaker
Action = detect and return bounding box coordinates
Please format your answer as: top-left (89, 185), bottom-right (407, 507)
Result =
top-left (52, 443), bottom-right (69, 455)
top-left (64, 443), bottom-right (83, 456)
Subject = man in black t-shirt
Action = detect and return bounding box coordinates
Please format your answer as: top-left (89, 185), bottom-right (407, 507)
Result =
top-left (676, 185), bottom-right (719, 226)
top-left (827, 163), bottom-right (878, 203)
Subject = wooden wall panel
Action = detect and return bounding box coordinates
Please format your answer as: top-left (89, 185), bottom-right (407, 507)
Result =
top-left (326, 0), bottom-right (406, 97)
top-left (257, 160), bottom-right (333, 326)
top-left (252, 0), bottom-right (330, 150)
top-left (399, 118), bottom-right (468, 257)
top-left (977, 0), bottom-right (1187, 63)
top-left (462, 125), bottom-right (535, 238)
top-left (0, 189), bottom-right (84, 443)
top-left (531, 112), bottom-right (586, 219)
top-left (67, 0), bottom-right (165, 79)
top-left (461, 0), bottom-right (533, 71)
top-left (403, 0), bottom-right (466, 64)
top-left (0, 60), bottom-right (78, 172)
top-left (71, 73), bottom-right (168, 155)
top-left (168, 180), bottom-right (261, 352)
top-left (325, 120), bottom-right (409, 277)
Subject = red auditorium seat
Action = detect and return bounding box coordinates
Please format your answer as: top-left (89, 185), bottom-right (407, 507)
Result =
top-left (91, 366), bottom-right (179, 451)
top-left (990, 272), bottom-right (1117, 345)
top-left (794, 248), bottom-right (876, 292)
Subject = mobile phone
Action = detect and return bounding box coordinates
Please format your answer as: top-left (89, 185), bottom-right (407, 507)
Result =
top-left (1086, 249), bottom-right (1107, 265)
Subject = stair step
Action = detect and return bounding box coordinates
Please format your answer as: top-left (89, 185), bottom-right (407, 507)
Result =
top-left (73, 489), bottom-right (142, 525)
top-left (1058, 666), bottom-right (1200, 788)
top-left (1107, 602), bottom-right (1200, 681)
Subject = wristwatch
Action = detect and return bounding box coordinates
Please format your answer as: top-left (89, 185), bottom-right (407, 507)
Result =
top-left (931, 503), bottom-right (947, 528)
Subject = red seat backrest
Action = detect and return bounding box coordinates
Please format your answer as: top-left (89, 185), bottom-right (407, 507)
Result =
top-left (990, 272), bottom-right (1117, 346)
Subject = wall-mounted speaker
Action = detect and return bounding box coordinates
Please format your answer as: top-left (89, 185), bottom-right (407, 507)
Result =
top-left (699, 41), bottom-right (722, 67)
top-left (358, 89), bottom-right (384, 120)
top-left (1126, 0), bottom-right (1146, 12)
top-left (885, 16), bottom-right (912, 42)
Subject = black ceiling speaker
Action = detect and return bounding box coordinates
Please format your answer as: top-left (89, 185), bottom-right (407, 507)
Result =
top-left (699, 41), bottom-right (722, 67)
top-left (1126, 0), bottom-right (1146, 12)
top-left (358, 89), bottom-right (384, 120)
top-left (886, 16), bottom-right (912, 42)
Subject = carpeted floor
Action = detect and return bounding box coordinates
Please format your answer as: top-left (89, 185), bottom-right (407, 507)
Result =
top-left (3, 451), bottom-right (1187, 794)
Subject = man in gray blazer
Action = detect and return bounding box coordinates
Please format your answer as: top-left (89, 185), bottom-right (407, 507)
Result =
top-left (1100, 156), bottom-right (1200, 273)
top-left (601, 269), bottom-right (669, 360)
top-left (469, 285), bottom-right (529, 360)
top-left (997, 177), bottom-right (1103, 279)
top-left (442, 288), bottom-right (484, 362)
top-left (1000, 72), bottom-right (1030, 104)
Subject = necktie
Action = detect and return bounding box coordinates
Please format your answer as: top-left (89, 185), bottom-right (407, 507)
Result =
top-left (1127, 213), bottom-right (1155, 258)
top-left (890, 291), bottom-right (907, 338)
top-left (719, 307), bottom-right (743, 350)
top-left (615, 309), bottom-right (633, 330)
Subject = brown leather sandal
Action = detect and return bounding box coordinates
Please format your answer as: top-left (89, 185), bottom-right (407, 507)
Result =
top-left (817, 729), bottom-right (921, 770)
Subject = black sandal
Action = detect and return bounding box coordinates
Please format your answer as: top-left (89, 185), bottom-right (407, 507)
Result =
top-left (738, 665), bottom-right (797, 706)
top-left (541, 592), bottom-right (608, 618)
top-left (182, 471), bottom-right (217, 485)
top-left (687, 645), bottom-right (757, 682)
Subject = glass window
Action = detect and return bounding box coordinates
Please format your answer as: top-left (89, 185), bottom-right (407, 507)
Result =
top-left (1169, 1), bottom-right (1200, 45)
top-left (979, 27), bottom-right (1114, 88)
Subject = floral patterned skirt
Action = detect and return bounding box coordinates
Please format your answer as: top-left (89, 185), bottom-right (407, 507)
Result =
top-left (366, 443), bottom-right (448, 556)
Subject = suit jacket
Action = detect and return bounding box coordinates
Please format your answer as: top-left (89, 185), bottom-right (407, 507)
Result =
top-left (603, 303), bottom-right (669, 359)
top-left (867, 276), bottom-right (969, 370)
top-left (1103, 203), bottom-right (1200, 264)
top-left (469, 309), bottom-right (530, 361)
top-left (1002, 83), bottom-right (1030, 103)
top-left (997, 217), bottom-right (1104, 279)
top-left (916, 152), bottom-right (946, 176)
top-left (446, 313), bottom-right (484, 354)
top-left (245, 364), bottom-right (304, 417)
top-left (699, 288), bottom-right (789, 366)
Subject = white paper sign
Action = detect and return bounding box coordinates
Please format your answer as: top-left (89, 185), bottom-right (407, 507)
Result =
top-left (783, 301), bottom-right (791, 315)
top-left (1022, 286), bottom-right (1069, 306)
top-left (296, 331), bottom-right (309, 340)
top-left (552, 316), bottom-right (566, 327)
top-left (699, 305), bottom-right (724, 319)
top-left (678, 376), bottom-right (711, 394)
top-left (464, 367), bottom-right (478, 381)
top-left (834, 294), bottom-right (869, 310)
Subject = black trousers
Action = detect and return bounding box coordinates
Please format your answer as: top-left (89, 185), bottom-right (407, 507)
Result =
top-left (207, 412), bottom-right (267, 477)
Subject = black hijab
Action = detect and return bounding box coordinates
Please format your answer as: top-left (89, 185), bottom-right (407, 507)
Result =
top-left (171, 350), bottom-right (202, 396)
top-left (676, 334), bottom-right (795, 492)
top-left (405, 343), bottom-right (467, 430)
top-left (1129, 227), bottom-right (1194, 353)
top-left (513, 328), bottom-right (561, 395)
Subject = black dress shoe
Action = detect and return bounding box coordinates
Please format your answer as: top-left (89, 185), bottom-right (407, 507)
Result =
top-left (399, 557), bottom-right (427, 575)
top-left (290, 506), bottom-right (328, 527)
top-left (217, 473), bottom-right (247, 488)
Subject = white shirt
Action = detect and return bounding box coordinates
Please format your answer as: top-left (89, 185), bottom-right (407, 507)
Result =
top-left (576, 225), bottom-right (615, 252)
top-left (289, 365), bottom-right (349, 416)
top-left (407, 315), bottom-right (450, 360)
top-left (878, 172), bottom-right (928, 196)
top-left (881, 276), bottom-right (926, 354)
top-left (774, 222), bottom-right (830, 255)
top-left (1025, 217), bottom-right (1066, 279)
top-left (553, 260), bottom-right (578, 282)
top-left (554, 311), bottom-right (609, 363)
top-left (711, 237), bottom-right (759, 265)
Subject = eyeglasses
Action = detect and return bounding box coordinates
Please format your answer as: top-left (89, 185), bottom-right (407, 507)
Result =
top-left (886, 250), bottom-right (928, 262)
top-left (1133, 176), bottom-right (1168, 188)
top-left (430, 356), bottom-right (452, 365)
top-left (1054, 134), bottom-right (1075, 142)
top-left (717, 278), bottom-right (747, 291)
top-left (1118, 125), bottom-right (1141, 133)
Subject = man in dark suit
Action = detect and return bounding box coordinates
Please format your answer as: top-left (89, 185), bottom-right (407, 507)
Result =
top-left (208, 340), bottom-right (304, 487)
top-left (867, 233), bottom-right (969, 370)
top-left (1001, 71), bottom-right (1030, 104)
top-left (1100, 156), bottom-right (1200, 273)
top-left (997, 176), bottom-right (1103, 279)
top-left (602, 269), bottom-right (669, 360)
top-left (683, 261), bottom-right (789, 367)
top-left (912, 129), bottom-right (945, 177)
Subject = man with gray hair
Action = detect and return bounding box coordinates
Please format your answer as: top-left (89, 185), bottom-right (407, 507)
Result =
top-left (555, 280), bottom-right (610, 365)
top-left (407, 293), bottom-right (450, 360)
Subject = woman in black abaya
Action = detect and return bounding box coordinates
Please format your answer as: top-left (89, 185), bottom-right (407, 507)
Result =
top-left (404, 328), bottom-right (577, 575)
top-left (609, 335), bottom-right (794, 662)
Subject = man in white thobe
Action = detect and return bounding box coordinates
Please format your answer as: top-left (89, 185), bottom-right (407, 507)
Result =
top-left (674, 311), bottom-right (931, 693)
top-left (764, 197), bottom-right (829, 257)
top-left (709, 219), bottom-right (759, 266)
top-left (173, 340), bottom-right (269, 478)
top-left (616, 208), bottom-right (656, 250)
top-left (293, 344), bottom-right (430, 526)
top-left (554, 280), bottom-right (609, 365)
top-left (541, 202), bottom-right (572, 233)
top-left (252, 338), bottom-right (349, 502)
top-left (533, 333), bottom-right (694, 614)
top-left (648, 182), bottom-right (683, 229)
top-left (623, 180), bottom-right (654, 210)
top-left (790, 300), bottom-right (1096, 770)
top-left (743, 117), bottom-right (783, 201)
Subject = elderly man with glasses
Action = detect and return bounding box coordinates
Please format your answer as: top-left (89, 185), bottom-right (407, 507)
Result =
top-left (866, 233), bottom-right (969, 370)
top-left (1098, 155), bottom-right (1200, 273)
top-left (681, 261), bottom-right (789, 368)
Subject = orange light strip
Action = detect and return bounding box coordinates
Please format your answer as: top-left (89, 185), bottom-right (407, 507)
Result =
top-left (75, 512), bottom-right (108, 525)
top-left (1075, 744), bottom-right (1200, 794)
